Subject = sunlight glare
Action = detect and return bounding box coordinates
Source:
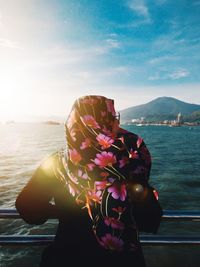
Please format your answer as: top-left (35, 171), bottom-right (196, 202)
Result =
top-left (0, 63), bottom-right (31, 122)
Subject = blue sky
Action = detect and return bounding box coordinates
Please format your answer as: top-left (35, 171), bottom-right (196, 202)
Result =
top-left (0, 0), bottom-right (200, 121)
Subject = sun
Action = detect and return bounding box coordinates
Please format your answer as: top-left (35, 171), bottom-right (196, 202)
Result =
top-left (0, 66), bottom-right (30, 123)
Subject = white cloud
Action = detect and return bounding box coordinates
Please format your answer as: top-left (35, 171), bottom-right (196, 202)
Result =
top-left (168, 69), bottom-right (190, 80)
top-left (99, 66), bottom-right (132, 77)
top-left (107, 33), bottom-right (118, 38)
top-left (105, 38), bottom-right (120, 48)
top-left (148, 69), bottom-right (190, 81)
top-left (148, 73), bottom-right (161, 81)
top-left (42, 39), bottom-right (120, 67)
top-left (109, 18), bottom-right (152, 29)
top-left (148, 55), bottom-right (180, 65)
top-left (128, 0), bottom-right (149, 18)
top-left (58, 66), bottom-right (133, 89)
top-left (152, 31), bottom-right (185, 51)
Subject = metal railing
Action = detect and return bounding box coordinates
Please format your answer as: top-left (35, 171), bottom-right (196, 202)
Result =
top-left (0, 209), bottom-right (200, 246)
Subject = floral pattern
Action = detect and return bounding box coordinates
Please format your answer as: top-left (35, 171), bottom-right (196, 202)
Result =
top-left (107, 182), bottom-right (127, 201)
top-left (96, 133), bottom-right (114, 149)
top-left (99, 233), bottom-right (124, 251)
top-left (60, 95), bottom-right (151, 252)
top-left (94, 151), bottom-right (117, 168)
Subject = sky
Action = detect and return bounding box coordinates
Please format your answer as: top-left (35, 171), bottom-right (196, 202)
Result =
top-left (0, 0), bottom-right (200, 122)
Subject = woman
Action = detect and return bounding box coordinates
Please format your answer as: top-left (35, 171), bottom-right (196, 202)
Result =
top-left (16, 95), bottom-right (162, 267)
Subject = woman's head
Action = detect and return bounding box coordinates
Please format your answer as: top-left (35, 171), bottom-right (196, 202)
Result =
top-left (65, 95), bottom-right (119, 144)
top-left (64, 95), bottom-right (121, 181)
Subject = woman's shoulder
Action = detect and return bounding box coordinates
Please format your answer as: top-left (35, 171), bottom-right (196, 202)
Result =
top-left (36, 148), bottom-right (69, 188)
top-left (118, 127), bottom-right (138, 136)
top-left (118, 127), bottom-right (139, 142)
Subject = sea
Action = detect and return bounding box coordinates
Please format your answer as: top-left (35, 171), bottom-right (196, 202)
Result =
top-left (0, 123), bottom-right (200, 267)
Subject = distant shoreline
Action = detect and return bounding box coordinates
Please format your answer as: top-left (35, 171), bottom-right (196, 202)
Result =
top-left (122, 122), bottom-right (200, 127)
top-left (0, 121), bottom-right (64, 125)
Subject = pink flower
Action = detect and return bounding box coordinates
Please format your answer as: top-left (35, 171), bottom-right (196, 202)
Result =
top-left (87, 189), bottom-right (102, 204)
top-left (94, 151), bottom-right (117, 168)
top-left (95, 181), bottom-right (110, 190)
top-left (153, 189), bottom-right (159, 200)
top-left (119, 156), bottom-right (129, 168)
top-left (96, 133), bottom-right (114, 149)
top-left (129, 149), bottom-right (139, 159)
top-left (80, 138), bottom-right (91, 150)
top-left (87, 163), bottom-right (95, 171)
top-left (104, 217), bottom-right (124, 230)
top-left (82, 115), bottom-right (100, 129)
top-left (69, 148), bottom-right (82, 164)
top-left (137, 136), bottom-right (143, 148)
top-left (112, 206), bottom-right (126, 215)
top-left (108, 182), bottom-right (127, 201)
top-left (99, 233), bottom-right (124, 251)
top-left (77, 169), bottom-right (88, 180)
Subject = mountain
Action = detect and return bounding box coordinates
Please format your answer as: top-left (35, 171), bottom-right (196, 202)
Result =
top-left (120, 97), bottom-right (200, 123)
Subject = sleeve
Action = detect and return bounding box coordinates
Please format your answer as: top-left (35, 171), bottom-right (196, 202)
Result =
top-left (130, 138), bottom-right (163, 233)
top-left (138, 139), bottom-right (152, 181)
top-left (15, 151), bottom-right (64, 225)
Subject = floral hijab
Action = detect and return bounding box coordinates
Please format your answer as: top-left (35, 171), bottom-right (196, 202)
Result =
top-left (61, 95), bottom-right (151, 252)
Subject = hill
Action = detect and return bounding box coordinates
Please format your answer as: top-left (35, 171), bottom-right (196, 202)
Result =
top-left (120, 97), bottom-right (200, 123)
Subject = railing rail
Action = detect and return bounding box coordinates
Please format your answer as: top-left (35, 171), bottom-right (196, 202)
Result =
top-left (0, 235), bottom-right (200, 246)
top-left (0, 209), bottom-right (200, 246)
top-left (1, 209), bottom-right (200, 220)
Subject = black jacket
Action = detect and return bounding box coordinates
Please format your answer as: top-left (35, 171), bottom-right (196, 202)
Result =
top-left (15, 151), bottom-right (147, 267)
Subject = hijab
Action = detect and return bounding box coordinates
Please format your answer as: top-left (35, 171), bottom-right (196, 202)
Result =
top-left (61, 95), bottom-right (151, 251)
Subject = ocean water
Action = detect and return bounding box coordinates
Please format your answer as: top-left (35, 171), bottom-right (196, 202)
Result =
top-left (0, 123), bottom-right (200, 267)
